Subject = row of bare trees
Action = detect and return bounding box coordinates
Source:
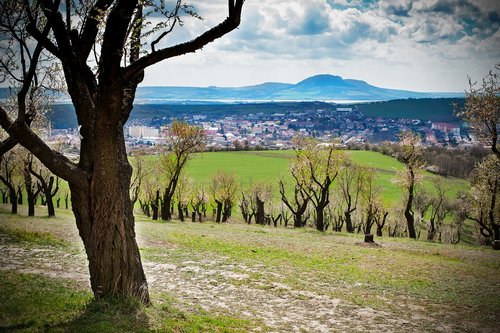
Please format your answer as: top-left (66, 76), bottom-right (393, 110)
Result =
top-left (0, 147), bottom-right (64, 217)
top-left (127, 125), bottom-right (475, 245)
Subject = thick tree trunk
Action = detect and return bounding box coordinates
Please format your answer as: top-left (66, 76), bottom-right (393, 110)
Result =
top-left (70, 107), bottom-right (149, 302)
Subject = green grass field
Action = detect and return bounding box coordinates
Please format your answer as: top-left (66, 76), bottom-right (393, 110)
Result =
top-left (0, 206), bottom-right (498, 332)
top-left (31, 150), bottom-right (467, 207)
top-left (182, 150), bottom-right (468, 204)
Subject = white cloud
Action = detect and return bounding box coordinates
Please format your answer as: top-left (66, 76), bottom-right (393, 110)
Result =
top-left (140, 0), bottom-right (500, 92)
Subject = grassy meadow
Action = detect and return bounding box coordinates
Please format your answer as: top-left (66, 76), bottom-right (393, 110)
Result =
top-left (183, 150), bottom-right (469, 203)
top-left (0, 204), bottom-right (498, 332)
top-left (35, 149), bottom-right (469, 206)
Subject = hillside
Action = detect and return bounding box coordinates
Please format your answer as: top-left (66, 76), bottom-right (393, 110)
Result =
top-left (1, 206), bottom-right (498, 332)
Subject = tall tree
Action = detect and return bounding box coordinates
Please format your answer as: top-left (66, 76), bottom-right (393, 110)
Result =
top-left (393, 131), bottom-right (425, 239)
top-left (0, 0), bottom-right (244, 302)
top-left (160, 121), bottom-right (206, 221)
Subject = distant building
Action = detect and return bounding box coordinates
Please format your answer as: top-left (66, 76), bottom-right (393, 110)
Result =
top-left (128, 126), bottom-right (159, 138)
top-left (431, 122), bottom-right (460, 135)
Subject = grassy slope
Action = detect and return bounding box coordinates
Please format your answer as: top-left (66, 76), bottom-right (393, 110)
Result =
top-left (184, 150), bottom-right (468, 203)
top-left (0, 208), bottom-right (498, 332)
top-left (48, 150), bottom-right (468, 206)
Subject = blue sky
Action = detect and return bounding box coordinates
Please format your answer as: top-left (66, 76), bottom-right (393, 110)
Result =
top-left (141, 0), bottom-right (500, 92)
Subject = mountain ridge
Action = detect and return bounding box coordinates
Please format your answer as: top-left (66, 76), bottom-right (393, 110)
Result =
top-left (135, 74), bottom-right (463, 102)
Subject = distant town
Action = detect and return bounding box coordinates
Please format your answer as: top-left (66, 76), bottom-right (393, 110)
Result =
top-left (47, 102), bottom-right (473, 154)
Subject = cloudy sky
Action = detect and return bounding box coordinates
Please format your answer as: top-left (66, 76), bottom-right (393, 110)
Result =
top-left (141, 0), bottom-right (500, 92)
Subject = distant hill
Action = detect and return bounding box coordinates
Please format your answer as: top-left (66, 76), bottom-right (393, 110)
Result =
top-left (136, 74), bottom-right (463, 102)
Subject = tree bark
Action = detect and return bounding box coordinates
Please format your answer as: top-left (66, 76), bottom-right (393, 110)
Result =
top-left (405, 170), bottom-right (417, 239)
top-left (69, 99), bottom-right (149, 302)
top-left (316, 207), bottom-right (325, 231)
top-left (215, 200), bottom-right (223, 223)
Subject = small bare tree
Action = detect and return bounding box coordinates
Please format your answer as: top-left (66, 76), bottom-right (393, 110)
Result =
top-left (465, 155), bottom-right (500, 245)
top-left (456, 65), bottom-right (499, 159)
top-left (28, 156), bottom-right (59, 217)
top-left (393, 131), bottom-right (425, 239)
top-left (278, 178), bottom-right (309, 228)
top-left (291, 137), bottom-right (344, 231)
top-left (338, 160), bottom-right (367, 233)
top-left (160, 121), bottom-right (205, 221)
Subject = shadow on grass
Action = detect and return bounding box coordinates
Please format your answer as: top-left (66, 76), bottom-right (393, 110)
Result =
top-left (64, 297), bottom-right (151, 333)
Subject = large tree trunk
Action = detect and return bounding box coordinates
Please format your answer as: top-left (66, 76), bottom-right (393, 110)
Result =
top-left (70, 102), bottom-right (149, 302)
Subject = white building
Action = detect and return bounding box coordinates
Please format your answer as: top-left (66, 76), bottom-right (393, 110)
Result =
top-left (128, 126), bottom-right (159, 138)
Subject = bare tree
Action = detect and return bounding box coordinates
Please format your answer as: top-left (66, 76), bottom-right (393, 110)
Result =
top-left (278, 178), bottom-right (309, 228)
top-left (291, 138), bottom-right (344, 231)
top-left (247, 182), bottom-right (273, 225)
top-left (393, 131), bottom-right (425, 239)
top-left (0, 0), bottom-right (244, 302)
top-left (426, 178), bottom-right (452, 242)
top-left (465, 155), bottom-right (500, 246)
top-left (360, 167), bottom-right (384, 238)
top-left (190, 186), bottom-right (208, 222)
top-left (456, 65), bottom-right (499, 159)
top-left (174, 175), bottom-right (191, 222)
top-left (338, 160), bottom-right (366, 233)
top-left (0, 149), bottom-right (22, 213)
top-left (23, 154), bottom-right (41, 216)
top-left (28, 156), bottom-right (59, 217)
top-left (130, 151), bottom-right (150, 206)
top-left (160, 121), bottom-right (205, 221)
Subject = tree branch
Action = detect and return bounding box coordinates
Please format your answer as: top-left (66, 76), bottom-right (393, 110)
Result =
top-left (78, 0), bottom-right (114, 61)
top-left (0, 106), bottom-right (89, 190)
top-left (123, 0), bottom-right (244, 80)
